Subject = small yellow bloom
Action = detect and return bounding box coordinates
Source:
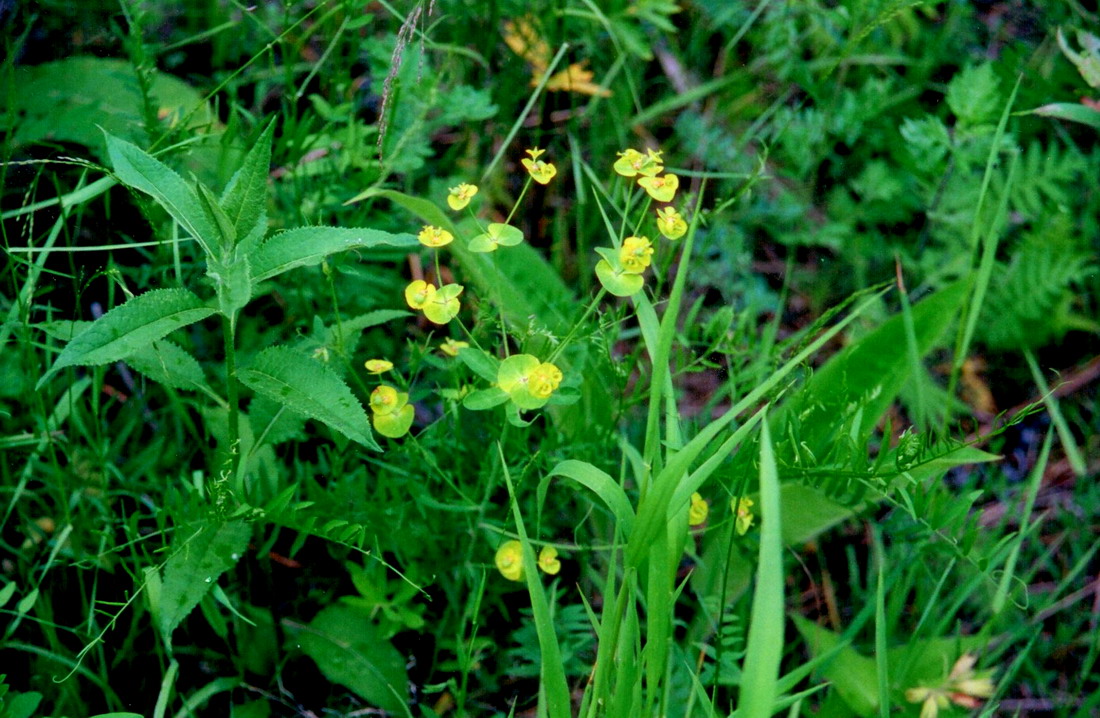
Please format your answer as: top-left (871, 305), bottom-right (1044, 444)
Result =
top-left (418, 225), bottom-right (454, 248)
top-left (906, 653), bottom-right (996, 718)
top-left (369, 384), bottom-right (401, 415)
top-left (446, 183), bottom-right (478, 211)
top-left (732, 497), bottom-right (754, 536)
top-left (528, 362), bottom-right (563, 399)
top-left (638, 173), bottom-right (679, 202)
top-left (405, 280), bottom-right (436, 310)
top-left (620, 236), bottom-right (654, 274)
top-left (440, 338), bottom-right (469, 357)
top-left (364, 359), bottom-right (393, 374)
top-left (423, 284), bottom-right (463, 325)
top-left (538, 546), bottom-right (561, 575)
top-left (613, 148), bottom-right (664, 178)
top-left (656, 206), bottom-right (687, 240)
top-left (688, 492), bottom-right (709, 526)
top-left (495, 540), bottom-right (525, 582)
top-left (521, 147), bottom-right (557, 185)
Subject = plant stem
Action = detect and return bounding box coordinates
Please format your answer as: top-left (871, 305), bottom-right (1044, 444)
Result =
top-left (549, 288), bottom-right (606, 364)
top-left (223, 311), bottom-right (240, 492)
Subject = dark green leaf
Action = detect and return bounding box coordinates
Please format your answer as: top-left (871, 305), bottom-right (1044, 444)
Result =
top-left (222, 120), bottom-right (276, 254)
top-left (125, 339), bottom-right (211, 392)
top-left (236, 346), bottom-right (379, 450)
top-left (250, 227), bottom-right (417, 283)
top-left (38, 289), bottom-right (215, 390)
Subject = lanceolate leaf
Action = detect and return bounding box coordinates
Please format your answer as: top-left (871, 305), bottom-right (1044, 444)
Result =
top-left (145, 520), bottom-right (250, 651)
top-left (126, 339), bottom-right (211, 393)
top-left (105, 132), bottom-right (218, 256)
top-left (221, 120), bottom-right (276, 254)
top-left (236, 346), bottom-right (379, 450)
top-left (296, 604), bottom-right (408, 714)
top-left (37, 288), bottom-right (215, 390)
top-left (250, 227), bottom-right (418, 283)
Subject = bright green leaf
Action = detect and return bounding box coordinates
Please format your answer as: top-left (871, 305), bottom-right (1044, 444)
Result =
top-left (250, 226), bottom-right (417, 283)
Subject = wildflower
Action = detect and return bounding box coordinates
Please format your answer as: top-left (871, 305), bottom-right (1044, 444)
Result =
top-left (495, 540), bottom-right (525, 582)
top-left (538, 546), bottom-right (561, 575)
top-left (364, 359), bottom-right (393, 374)
top-left (468, 223), bottom-right (524, 253)
top-left (405, 280), bottom-right (436, 310)
top-left (423, 284), bottom-right (464, 325)
top-left (613, 148), bottom-right (663, 178)
top-left (905, 653), bottom-right (996, 718)
top-left (497, 354), bottom-right (563, 410)
top-left (732, 497), bottom-right (754, 536)
top-left (369, 384), bottom-right (414, 438)
top-left (689, 492), bottom-right (709, 526)
top-left (594, 247), bottom-right (644, 297)
top-left (440, 338), bottom-right (470, 357)
top-left (620, 236), bottom-right (654, 274)
top-left (521, 147), bottom-right (557, 185)
top-left (638, 173), bottom-right (679, 202)
top-left (418, 225), bottom-right (454, 248)
top-left (656, 206), bottom-right (687, 240)
top-left (446, 183), bottom-right (478, 211)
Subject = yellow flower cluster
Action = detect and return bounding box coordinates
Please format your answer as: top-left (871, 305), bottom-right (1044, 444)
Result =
top-left (369, 384), bottom-right (414, 439)
top-left (494, 540), bottom-right (562, 582)
top-left (521, 147), bottom-right (557, 185)
top-left (732, 497), bottom-right (754, 536)
top-left (447, 183), bottom-right (478, 211)
top-left (404, 279), bottom-right (464, 325)
top-left (498, 354), bottom-right (563, 410)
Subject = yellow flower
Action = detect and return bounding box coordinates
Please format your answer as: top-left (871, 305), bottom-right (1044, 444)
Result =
top-left (521, 147), bottom-right (557, 185)
top-left (732, 497), bottom-right (754, 536)
top-left (613, 148), bottom-right (664, 178)
top-left (369, 385), bottom-right (414, 438)
top-left (620, 235), bottom-right (654, 274)
top-left (440, 338), bottom-right (469, 357)
top-left (418, 225), bottom-right (454, 248)
top-left (538, 546), bottom-right (561, 575)
top-left (528, 362), bottom-right (563, 399)
top-left (638, 173), bottom-right (679, 202)
top-left (404, 280), bottom-right (436, 310)
top-left (446, 183), bottom-right (478, 211)
top-left (689, 492), bottom-right (709, 526)
top-left (423, 284), bottom-right (463, 325)
top-left (369, 384), bottom-right (401, 415)
top-left (495, 540), bottom-right (525, 582)
top-left (364, 359), bottom-right (393, 374)
top-left (656, 206), bottom-right (687, 240)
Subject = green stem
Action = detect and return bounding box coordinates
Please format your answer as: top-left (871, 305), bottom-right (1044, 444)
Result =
top-left (549, 288), bottom-right (606, 364)
top-left (631, 196), bottom-right (653, 236)
top-left (222, 312), bottom-right (240, 492)
top-left (504, 177), bottom-right (533, 225)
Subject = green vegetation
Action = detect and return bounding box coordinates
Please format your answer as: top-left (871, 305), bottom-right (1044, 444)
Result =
top-left (2, 2), bottom-right (1097, 717)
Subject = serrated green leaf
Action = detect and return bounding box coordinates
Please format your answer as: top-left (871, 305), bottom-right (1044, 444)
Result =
top-left (222, 120), bottom-right (275, 254)
top-left (946, 64), bottom-right (1001, 125)
top-left (152, 520), bottom-right (250, 650)
top-left (297, 604), bottom-right (408, 714)
top-left (236, 346), bottom-right (379, 450)
top-left (250, 227), bottom-right (417, 283)
top-left (38, 288), bottom-right (215, 390)
top-left (105, 133), bottom-right (218, 256)
top-left (125, 339), bottom-right (210, 392)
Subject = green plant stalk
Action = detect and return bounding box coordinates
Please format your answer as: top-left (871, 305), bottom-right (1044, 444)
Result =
top-left (548, 288), bottom-right (607, 364)
top-left (992, 430), bottom-right (1051, 616)
top-left (1023, 349), bottom-right (1087, 477)
top-left (222, 311), bottom-right (241, 492)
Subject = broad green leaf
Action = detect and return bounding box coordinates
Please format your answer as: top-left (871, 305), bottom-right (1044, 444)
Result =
top-left (463, 387), bottom-right (509, 410)
top-left (105, 133), bottom-right (218, 257)
top-left (38, 288), bottom-right (215, 390)
top-left (249, 226), bottom-right (417, 283)
top-left (777, 281), bottom-right (967, 457)
top-left (595, 260), bottom-right (644, 297)
top-left (1018, 102), bottom-right (1100, 130)
top-left (146, 520), bottom-right (250, 650)
top-left (541, 460), bottom-right (635, 532)
top-left (5, 58), bottom-right (216, 158)
top-left (297, 604), bottom-right (408, 714)
top-left (456, 347), bottom-right (499, 383)
top-left (236, 346), bottom-right (379, 450)
top-left (126, 339), bottom-right (211, 392)
top-left (222, 120), bottom-right (276, 254)
top-left (792, 614), bottom-right (878, 717)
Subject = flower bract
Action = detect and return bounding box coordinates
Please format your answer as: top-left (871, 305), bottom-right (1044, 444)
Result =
top-left (440, 338), bottom-right (470, 357)
top-left (418, 225), bottom-right (454, 248)
top-left (656, 206), bottom-right (687, 240)
top-left (521, 148), bottom-right (557, 185)
top-left (638, 172), bottom-right (679, 202)
top-left (620, 235), bottom-right (654, 274)
top-left (495, 540), bottom-right (525, 582)
top-left (689, 492), bottom-right (709, 526)
top-left (369, 385), bottom-right (414, 438)
top-left (423, 283), bottom-right (463, 325)
top-left (405, 280), bottom-right (436, 310)
top-left (468, 223), bottom-right (524, 253)
top-left (497, 354), bottom-right (562, 410)
top-left (613, 148), bottom-right (663, 178)
top-left (732, 497), bottom-right (754, 536)
top-left (364, 359), bottom-right (393, 374)
top-left (537, 546), bottom-right (561, 575)
top-left (446, 183), bottom-right (478, 211)
top-left (594, 247), bottom-right (644, 297)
